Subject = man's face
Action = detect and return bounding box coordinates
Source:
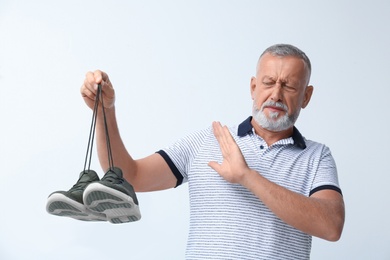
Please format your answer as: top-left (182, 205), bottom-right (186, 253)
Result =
top-left (250, 53), bottom-right (313, 132)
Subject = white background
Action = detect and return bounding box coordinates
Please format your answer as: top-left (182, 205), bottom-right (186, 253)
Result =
top-left (1, 0), bottom-right (389, 259)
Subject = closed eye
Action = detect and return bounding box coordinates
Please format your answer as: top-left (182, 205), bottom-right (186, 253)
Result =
top-left (283, 84), bottom-right (297, 92)
top-left (262, 81), bottom-right (275, 87)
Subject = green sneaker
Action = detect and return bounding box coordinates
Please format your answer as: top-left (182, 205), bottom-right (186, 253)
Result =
top-left (83, 167), bottom-right (141, 224)
top-left (46, 170), bottom-right (106, 221)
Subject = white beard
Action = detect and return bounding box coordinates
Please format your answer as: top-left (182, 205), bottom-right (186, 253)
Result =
top-left (252, 101), bottom-right (300, 131)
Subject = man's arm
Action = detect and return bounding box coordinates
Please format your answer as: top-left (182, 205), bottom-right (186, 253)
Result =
top-left (81, 70), bottom-right (177, 192)
top-left (208, 121), bottom-right (345, 241)
top-left (241, 171), bottom-right (344, 241)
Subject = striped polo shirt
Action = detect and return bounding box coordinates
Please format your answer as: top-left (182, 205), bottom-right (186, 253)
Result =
top-left (157, 116), bottom-right (341, 260)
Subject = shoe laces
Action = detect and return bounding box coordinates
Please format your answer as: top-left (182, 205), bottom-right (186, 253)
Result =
top-left (69, 172), bottom-right (93, 191)
top-left (83, 84), bottom-right (115, 174)
top-left (102, 171), bottom-right (124, 185)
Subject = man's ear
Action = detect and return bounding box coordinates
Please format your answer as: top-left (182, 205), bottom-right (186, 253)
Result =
top-left (302, 85), bottom-right (314, 108)
top-left (250, 76), bottom-right (257, 100)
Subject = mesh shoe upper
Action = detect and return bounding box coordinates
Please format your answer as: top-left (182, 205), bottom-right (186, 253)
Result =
top-left (98, 167), bottom-right (139, 205)
top-left (83, 167), bottom-right (141, 223)
top-left (61, 170), bottom-right (100, 203)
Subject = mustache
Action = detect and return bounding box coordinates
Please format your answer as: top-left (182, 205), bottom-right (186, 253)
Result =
top-left (260, 101), bottom-right (288, 112)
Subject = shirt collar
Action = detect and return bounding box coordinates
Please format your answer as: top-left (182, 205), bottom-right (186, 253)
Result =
top-left (237, 116), bottom-right (306, 149)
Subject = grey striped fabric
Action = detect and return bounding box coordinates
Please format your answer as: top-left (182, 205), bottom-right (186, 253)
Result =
top-left (159, 117), bottom-right (341, 260)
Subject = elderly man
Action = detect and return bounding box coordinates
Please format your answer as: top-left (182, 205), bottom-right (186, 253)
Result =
top-left (47, 44), bottom-right (345, 259)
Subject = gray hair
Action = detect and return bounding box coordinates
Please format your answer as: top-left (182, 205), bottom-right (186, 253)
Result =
top-left (260, 44), bottom-right (311, 78)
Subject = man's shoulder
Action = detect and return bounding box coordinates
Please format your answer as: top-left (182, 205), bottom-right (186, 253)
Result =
top-left (301, 137), bottom-right (333, 157)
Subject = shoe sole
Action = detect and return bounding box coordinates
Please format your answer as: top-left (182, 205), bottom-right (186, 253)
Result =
top-left (46, 193), bottom-right (106, 221)
top-left (83, 183), bottom-right (141, 224)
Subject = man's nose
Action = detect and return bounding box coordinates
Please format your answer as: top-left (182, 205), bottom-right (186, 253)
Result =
top-left (270, 85), bottom-right (283, 102)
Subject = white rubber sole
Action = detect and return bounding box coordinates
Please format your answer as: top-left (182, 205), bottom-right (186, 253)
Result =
top-left (46, 193), bottom-right (106, 221)
top-left (83, 183), bottom-right (141, 224)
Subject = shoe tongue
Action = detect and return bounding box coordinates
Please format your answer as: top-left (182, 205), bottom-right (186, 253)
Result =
top-left (79, 170), bottom-right (95, 180)
top-left (107, 167), bottom-right (123, 178)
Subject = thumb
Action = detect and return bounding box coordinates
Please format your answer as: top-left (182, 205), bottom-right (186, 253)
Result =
top-left (208, 161), bottom-right (221, 172)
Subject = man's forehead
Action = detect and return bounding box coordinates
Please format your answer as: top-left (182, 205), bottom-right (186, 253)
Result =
top-left (257, 54), bottom-right (309, 82)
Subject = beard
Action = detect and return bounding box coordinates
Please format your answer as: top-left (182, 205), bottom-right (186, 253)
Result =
top-left (252, 101), bottom-right (300, 132)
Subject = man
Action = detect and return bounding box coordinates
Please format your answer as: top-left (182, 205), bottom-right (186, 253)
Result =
top-left (47, 44), bottom-right (345, 259)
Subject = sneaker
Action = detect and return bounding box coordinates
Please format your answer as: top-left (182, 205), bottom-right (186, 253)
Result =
top-left (83, 167), bottom-right (141, 224)
top-left (46, 170), bottom-right (106, 221)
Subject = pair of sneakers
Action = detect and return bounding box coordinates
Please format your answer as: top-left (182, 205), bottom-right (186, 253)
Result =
top-left (46, 167), bottom-right (141, 224)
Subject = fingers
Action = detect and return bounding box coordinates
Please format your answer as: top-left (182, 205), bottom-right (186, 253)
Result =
top-left (80, 70), bottom-right (115, 108)
top-left (81, 70), bottom-right (99, 100)
top-left (210, 121), bottom-right (250, 184)
top-left (82, 70), bottom-right (106, 93)
top-left (212, 121), bottom-right (233, 154)
top-left (212, 121), bottom-right (225, 142)
top-left (213, 121), bottom-right (225, 151)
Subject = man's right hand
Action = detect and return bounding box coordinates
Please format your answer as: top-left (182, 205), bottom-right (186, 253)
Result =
top-left (80, 70), bottom-right (116, 110)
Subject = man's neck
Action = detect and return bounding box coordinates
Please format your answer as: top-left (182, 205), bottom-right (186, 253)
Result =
top-left (251, 118), bottom-right (294, 146)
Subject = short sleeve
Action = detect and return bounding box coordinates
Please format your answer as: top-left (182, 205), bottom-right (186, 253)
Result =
top-left (310, 145), bottom-right (342, 196)
top-left (157, 127), bottom-right (211, 186)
